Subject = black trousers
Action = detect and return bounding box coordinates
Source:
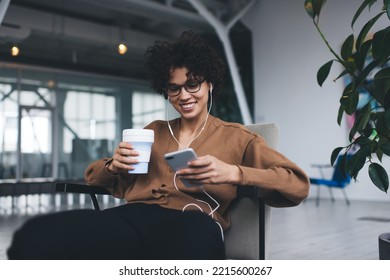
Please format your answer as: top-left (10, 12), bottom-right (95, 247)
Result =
top-left (7, 203), bottom-right (225, 260)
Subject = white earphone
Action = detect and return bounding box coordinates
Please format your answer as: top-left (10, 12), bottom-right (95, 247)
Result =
top-left (209, 83), bottom-right (213, 93)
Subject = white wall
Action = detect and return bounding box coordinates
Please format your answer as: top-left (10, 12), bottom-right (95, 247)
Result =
top-left (243, 0), bottom-right (390, 201)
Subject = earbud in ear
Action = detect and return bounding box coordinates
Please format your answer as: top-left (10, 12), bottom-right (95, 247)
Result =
top-left (209, 83), bottom-right (213, 92)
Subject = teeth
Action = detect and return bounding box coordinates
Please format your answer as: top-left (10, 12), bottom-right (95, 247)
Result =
top-left (182, 103), bottom-right (194, 109)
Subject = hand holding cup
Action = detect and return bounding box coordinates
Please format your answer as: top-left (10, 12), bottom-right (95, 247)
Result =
top-left (121, 129), bottom-right (154, 174)
top-left (108, 141), bottom-right (140, 174)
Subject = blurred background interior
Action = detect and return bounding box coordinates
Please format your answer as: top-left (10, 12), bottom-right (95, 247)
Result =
top-left (0, 0), bottom-right (389, 260)
top-left (0, 0), bottom-right (254, 182)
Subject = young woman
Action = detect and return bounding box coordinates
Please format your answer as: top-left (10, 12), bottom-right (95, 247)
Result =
top-left (8, 31), bottom-right (309, 260)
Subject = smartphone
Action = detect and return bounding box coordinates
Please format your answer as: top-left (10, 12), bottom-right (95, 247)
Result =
top-left (164, 148), bottom-right (201, 187)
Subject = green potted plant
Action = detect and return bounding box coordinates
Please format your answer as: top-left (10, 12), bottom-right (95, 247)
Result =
top-left (304, 0), bottom-right (390, 259)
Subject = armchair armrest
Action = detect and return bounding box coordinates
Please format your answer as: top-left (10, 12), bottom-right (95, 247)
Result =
top-left (232, 185), bottom-right (267, 260)
top-left (236, 185), bottom-right (259, 197)
top-left (55, 182), bottom-right (110, 194)
top-left (55, 182), bottom-right (111, 210)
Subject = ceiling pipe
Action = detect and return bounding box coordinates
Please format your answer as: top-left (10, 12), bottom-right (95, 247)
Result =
top-left (1, 5), bottom-right (166, 52)
top-left (81, 0), bottom-right (211, 31)
top-left (187, 0), bottom-right (257, 125)
top-left (0, 0), bottom-right (11, 25)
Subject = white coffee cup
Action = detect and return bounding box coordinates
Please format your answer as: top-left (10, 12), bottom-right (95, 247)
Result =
top-left (122, 129), bottom-right (154, 174)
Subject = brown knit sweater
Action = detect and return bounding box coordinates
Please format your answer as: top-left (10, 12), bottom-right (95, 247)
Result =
top-left (84, 115), bottom-right (309, 230)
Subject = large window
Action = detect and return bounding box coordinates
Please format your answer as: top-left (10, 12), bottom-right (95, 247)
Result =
top-left (64, 91), bottom-right (116, 153)
top-left (0, 64), bottom-right (161, 180)
top-left (132, 91), bottom-right (165, 128)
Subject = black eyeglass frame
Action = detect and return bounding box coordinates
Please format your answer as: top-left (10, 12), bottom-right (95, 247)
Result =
top-left (165, 78), bottom-right (206, 97)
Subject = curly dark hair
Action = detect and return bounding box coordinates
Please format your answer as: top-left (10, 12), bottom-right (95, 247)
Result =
top-left (144, 31), bottom-right (226, 99)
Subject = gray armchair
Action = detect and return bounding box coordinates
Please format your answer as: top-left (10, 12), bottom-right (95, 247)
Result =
top-left (56, 123), bottom-right (279, 260)
top-left (224, 123), bottom-right (278, 259)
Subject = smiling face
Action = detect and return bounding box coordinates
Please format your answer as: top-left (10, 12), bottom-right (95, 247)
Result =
top-left (168, 67), bottom-right (210, 122)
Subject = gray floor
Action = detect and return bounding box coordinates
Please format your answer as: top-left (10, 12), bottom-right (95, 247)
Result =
top-left (268, 198), bottom-right (390, 260)
top-left (1, 194), bottom-right (389, 260)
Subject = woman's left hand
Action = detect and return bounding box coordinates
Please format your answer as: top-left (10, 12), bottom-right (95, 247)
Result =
top-left (176, 155), bottom-right (242, 185)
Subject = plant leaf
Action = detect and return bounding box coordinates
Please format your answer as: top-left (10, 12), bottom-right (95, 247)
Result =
top-left (331, 147), bottom-right (344, 165)
top-left (380, 141), bottom-right (390, 156)
top-left (348, 146), bottom-right (370, 179)
top-left (355, 135), bottom-right (372, 145)
top-left (385, 0), bottom-right (390, 20)
top-left (376, 112), bottom-right (390, 136)
top-left (377, 147), bottom-right (384, 161)
top-left (341, 34), bottom-right (355, 60)
top-left (356, 59), bottom-right (381, 90)
top-left (352, 0), bottom-right (378, 28)
top-left (384, 109), bottom-right (390, 129)
top-left (312, 0), bottom-right (327, 17)
top-left (374, 68), bottom-right (390, 102)
top-left (339, 153), bottom-right (350, 178)
top-left (372, 27), bottom-right (390, 61)
top-left (349, 103), bottom-right (371, 140)
top-left (304, 0), bottom-right (315, 19)
top-left (337, 104), bottom-right (345, 125)
top-left (334, 69), bottom-right (350, 81)
top-left (304, 0), bottom-right (327, 19)
top-left (368, 162), bottom-right (389, 192)
top-left (374, 67), bottom-right (390, 82)
top-left (345, 57), bottom-right (357, 74)
top-left (317, 60), bottom-right (333, 86)
top-left (354, 39), bottom-right (372, 71)
top-left (356, 12), bottom-right (385, 51)
top-left (384, 88), bottom-right (390, 109)
top-left (340, 83), bottom-right (359, 115)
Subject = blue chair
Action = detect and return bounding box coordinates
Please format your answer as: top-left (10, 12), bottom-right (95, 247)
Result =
top-left (310, 156), bottom-right (351, 206)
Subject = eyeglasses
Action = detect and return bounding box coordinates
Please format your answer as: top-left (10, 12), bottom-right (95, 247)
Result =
top-left (165, 79), bottom-right (205, 97)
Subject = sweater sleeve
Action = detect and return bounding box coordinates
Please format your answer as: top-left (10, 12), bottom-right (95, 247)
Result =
top-left (237, 137), bottom-right (310, 207)
top-left (84, 157), bottom-right (136, 198)
top-left (83, 121), bottom-right (160, 198)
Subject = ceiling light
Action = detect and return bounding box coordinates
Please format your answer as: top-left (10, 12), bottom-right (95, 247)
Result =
top-left (118, 43), bottom-right (127, 55)
top-left (11, 46), bottom-right (20, 56)
top-left (47, 80), bottom-right (56, 88)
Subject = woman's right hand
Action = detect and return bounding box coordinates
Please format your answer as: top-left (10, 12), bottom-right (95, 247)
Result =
top-left (107, 141), bottom-right (140, 174)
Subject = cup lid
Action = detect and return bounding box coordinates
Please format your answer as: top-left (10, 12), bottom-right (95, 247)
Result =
top-left (122, 129), bottom-right (154, 137)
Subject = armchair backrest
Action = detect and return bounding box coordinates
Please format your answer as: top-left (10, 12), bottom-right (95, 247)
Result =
top-left (224, 123), bottom-right (279, 260)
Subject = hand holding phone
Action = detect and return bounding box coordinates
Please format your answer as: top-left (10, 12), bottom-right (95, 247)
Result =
top-left (164, 148), bottom-right (201, 187)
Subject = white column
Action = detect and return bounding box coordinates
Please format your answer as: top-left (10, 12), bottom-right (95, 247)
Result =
top-left (187, 0), bottom-right (257, 125)
top-left (0, 0), bottom-right (11, 25)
